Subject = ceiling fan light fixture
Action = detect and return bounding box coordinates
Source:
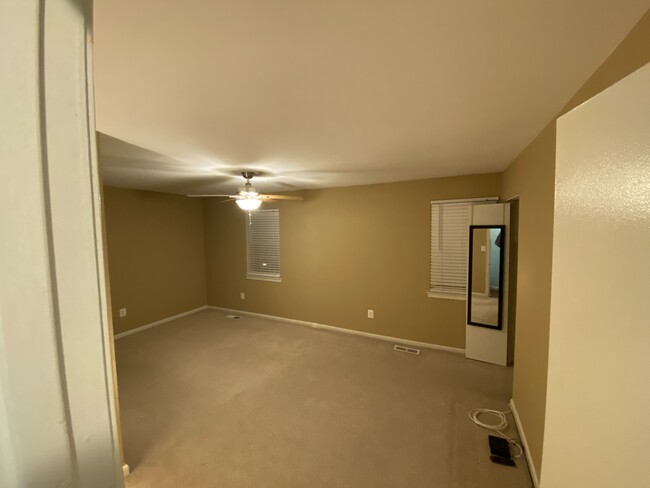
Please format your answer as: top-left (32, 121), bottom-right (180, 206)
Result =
top-left (236, 198), bottom-right (262, 210)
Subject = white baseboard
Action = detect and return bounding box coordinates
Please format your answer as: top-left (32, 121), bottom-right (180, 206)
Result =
top-left (112, 305), bottom-right (465, 356)
top-left (122, 463), bottom-right (130, 477)
top-left (114, 306), bottom-right (209, 340)
top-left (209, 306), bottom-right (465, 354)
top-left (510, 398), bottom-right (540, 487)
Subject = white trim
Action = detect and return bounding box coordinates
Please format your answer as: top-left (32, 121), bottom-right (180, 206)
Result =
top-left (431, 197), bottom-right (499, 204)
top-left (113, 306), bottom-right (209, 340)
top-left (208, 306), bottom-right (465, 354)
top-left (122, 464), bottom-right (130, 478)
top-left (246, 274), bottom-right (282, 283)
top-left (509, 399), bottom-right (540, 488)
top-left (427, 290), bottom-right (467, 301)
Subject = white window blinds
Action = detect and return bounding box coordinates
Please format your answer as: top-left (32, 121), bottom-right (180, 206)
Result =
top-left (430, 202), bottom-right (471, 296)
top-left (246, 209), bottom-right (280, 279)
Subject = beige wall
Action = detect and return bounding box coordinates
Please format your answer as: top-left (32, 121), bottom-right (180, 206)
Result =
top-left (502, 9), bottom-right (650, 479)
top-left (103, 187), bottom-right (207, 334)
top-left (204, 174), bottom-right (501, 349)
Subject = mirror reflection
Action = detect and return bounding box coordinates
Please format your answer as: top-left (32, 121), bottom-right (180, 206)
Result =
top-left (468, 225), bottom-right (505, 329)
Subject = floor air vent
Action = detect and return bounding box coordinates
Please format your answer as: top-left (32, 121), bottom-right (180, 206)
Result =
top-left (226, 314), bottom-right (241, 320)
top-left (393, 344), bottom-right (420, 355)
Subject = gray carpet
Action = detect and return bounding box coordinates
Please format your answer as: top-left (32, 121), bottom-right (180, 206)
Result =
top-left (116, 309), bottom-right (533, 488)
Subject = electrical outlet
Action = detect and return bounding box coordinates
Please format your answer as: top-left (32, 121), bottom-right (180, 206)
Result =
top-left (119, 308), bottom-right (127, 318)
top-left (240, 292), bottom-right (245, 300)
top-left (367, 309), bottom-right (374, 319)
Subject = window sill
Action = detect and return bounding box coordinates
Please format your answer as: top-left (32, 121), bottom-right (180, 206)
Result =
top-left (246, 274), bottom-right (282, 283)
top-left (427, 290), bottom-right (466, 301)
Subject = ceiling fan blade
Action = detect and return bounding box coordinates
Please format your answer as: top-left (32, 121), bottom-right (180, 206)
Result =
top-left (186, 194), bottom-right (240, 198)
top-left (259, 194), bottom-right (304, 201)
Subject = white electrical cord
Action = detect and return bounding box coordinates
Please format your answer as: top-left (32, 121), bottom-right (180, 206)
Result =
top-left (469, 408), bottom-right (523, 458)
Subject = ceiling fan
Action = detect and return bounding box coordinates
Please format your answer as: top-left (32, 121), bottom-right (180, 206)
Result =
top-left (188, 171), bottom-right (303, 210)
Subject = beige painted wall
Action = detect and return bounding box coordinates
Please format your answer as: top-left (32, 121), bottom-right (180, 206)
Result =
top-left (103, 187), bottom-right (207, 334)
top-left (204, 174), bottom-right (501, 349)
top-left (501, 8), bottom-right (650, 479)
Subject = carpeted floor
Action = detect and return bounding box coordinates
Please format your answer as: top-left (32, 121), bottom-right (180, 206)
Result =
top-left (470, 293), bottom-right (499, 326)
top-left (115, 309), bottom-right (533, 488)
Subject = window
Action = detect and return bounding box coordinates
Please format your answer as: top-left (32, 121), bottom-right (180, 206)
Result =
top-left (428, 198), bottom-right (497, 299)
top-left (246, 209), bottom-right (281, 282)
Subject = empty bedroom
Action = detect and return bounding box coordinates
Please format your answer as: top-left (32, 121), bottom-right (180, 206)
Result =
top-left (93, 1), bottom-right (650, 487)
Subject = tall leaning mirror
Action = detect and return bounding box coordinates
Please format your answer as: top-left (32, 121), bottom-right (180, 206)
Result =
top-left (467, 225), bottom-right (505, 329)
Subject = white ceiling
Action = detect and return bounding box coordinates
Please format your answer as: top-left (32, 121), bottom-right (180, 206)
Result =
top-left (94, 0), bottom-right (650, 195)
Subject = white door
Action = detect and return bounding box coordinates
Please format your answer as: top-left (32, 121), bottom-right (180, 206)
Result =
top-left (465, 203), bottom-right (510, 365)
top-left (0, 1), bottom-right (123, 486)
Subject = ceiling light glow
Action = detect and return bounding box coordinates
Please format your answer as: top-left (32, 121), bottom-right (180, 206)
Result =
top-left (236, 198), bottom-right (262, 210)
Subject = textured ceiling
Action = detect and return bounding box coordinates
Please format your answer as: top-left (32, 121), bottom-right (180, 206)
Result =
top-left (94, 0), bottom-right (650, 195)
